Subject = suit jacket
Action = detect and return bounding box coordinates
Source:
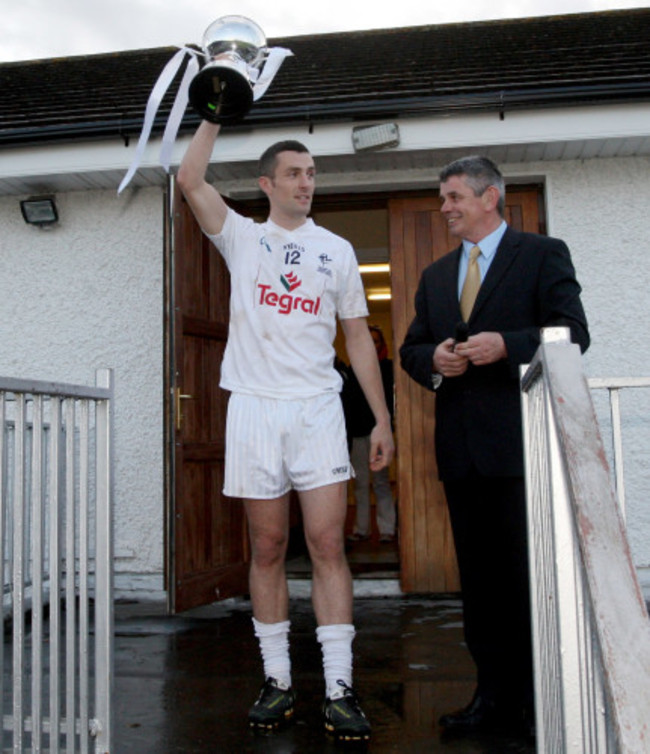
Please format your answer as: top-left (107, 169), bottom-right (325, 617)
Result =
top-left (400, 226), bottom-right (590, 480)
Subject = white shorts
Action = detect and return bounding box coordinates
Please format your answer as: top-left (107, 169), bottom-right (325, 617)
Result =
top-left (223, 392), bottom-right (352, 499)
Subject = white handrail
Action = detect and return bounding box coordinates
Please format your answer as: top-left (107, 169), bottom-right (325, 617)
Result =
top-left (522, 330), bottom-right (650, 753)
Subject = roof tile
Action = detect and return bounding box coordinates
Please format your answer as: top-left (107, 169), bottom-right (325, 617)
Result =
top-left (2, 9), bottom-right (650, 146)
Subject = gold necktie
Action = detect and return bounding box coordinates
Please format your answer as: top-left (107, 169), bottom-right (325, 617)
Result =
top-left (460, 245), bottom-right (481, 321)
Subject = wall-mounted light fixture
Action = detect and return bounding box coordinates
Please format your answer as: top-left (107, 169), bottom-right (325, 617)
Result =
top-left (20, 196), bottom-right (59, 226)
top-left (352, 123), bottom-right (400, 152)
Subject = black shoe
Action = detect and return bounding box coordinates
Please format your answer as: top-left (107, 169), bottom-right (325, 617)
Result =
top-left (323, 680), bottom-right (371, 741)
top-left (248, 677), bottom-right (296, 731)
top-left (439, 692), bottom-right (500, 732)
top-left (346, 533), bottom-right (370, 543)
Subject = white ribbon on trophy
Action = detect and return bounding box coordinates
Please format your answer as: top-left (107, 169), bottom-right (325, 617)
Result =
top-left (118, 19), bottom-right (293, 194)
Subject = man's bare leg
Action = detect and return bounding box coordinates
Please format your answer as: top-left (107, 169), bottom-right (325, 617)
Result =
top-left (245, 495), bottom-right (291, 623)
top-left (245, 495), bottom-right (296, 730)
top-left (300, 482), bottom-right (371, 740)
top-left (299, 481), bottom-right (352, 624)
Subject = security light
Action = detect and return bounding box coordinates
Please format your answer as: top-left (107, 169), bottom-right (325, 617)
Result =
top-left (352, 123), bottom-right (400, 152)
top-left (20, 196), bottom-right (59, 226)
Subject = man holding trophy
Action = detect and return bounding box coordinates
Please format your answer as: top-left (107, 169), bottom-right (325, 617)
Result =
top-left (176, 17), bottom-right (394, 743)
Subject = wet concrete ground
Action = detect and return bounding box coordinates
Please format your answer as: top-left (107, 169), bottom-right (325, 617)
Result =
top-left (114, 592), bottom-right (536, 753)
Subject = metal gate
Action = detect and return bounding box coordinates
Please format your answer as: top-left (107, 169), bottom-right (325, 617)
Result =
top-left (0, 370), bottom-right (113, 753)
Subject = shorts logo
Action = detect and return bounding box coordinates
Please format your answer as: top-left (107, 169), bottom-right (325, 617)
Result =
top-left (281, 271), bottom-right (302, 292)
top-left (332, 466), bottom-right (348, 475)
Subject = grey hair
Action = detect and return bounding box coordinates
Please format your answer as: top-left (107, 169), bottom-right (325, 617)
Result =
top-left (439, 155), bottom-right (505, 217)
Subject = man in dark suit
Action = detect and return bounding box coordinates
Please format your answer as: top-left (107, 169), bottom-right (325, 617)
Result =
top-left (400, 156), bottom-right (589, 737)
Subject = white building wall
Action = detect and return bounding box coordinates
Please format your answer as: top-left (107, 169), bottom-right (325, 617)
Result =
top-left (518, 155), bottom-right (650, 594)
top-left (0, 186), bottom-right (166, 599)
top-left (1, 152), bottom-right (648, 600)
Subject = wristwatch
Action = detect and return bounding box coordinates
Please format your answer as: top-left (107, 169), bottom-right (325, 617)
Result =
top-left (431, 372), bottom-right (443, 390)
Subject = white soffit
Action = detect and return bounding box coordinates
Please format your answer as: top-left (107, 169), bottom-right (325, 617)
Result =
top-left (1, 102), bottom-right (650, 197)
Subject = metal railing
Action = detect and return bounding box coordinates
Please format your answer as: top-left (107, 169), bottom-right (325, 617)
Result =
top-left (0, 370), bottom-right (114, 753)
top-left (587, 376), bottom-right (650, 519)
top-left (521, 328), bottom-right (650, 753)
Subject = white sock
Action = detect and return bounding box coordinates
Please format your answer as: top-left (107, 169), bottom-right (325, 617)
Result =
top-left (252, 617), bottom-right (292, 689)
top-left (316, 623), bottom-right (356, 699)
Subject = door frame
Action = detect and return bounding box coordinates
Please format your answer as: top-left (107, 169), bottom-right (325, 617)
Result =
top-left (164, 177), bottom-right (249, 613)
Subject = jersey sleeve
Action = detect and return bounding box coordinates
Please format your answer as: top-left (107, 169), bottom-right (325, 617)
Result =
top-left (204, 208), bottom-right (247, 268)
top-left (337, 242), bottom-right (369, 319)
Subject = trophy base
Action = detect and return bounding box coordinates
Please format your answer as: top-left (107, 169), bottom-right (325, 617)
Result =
top-left (189, 63), bottom-right (254, 123)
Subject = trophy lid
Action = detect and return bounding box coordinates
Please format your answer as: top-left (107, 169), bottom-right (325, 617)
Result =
top-left (202, 15), bottom-right (267, 65)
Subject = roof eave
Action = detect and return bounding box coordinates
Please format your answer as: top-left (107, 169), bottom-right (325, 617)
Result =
top-left (2, 82), bottom-right (649, 148)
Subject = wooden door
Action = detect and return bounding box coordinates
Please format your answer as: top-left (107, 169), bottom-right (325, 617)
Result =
top-left (390, 187), bottom-right (543, 593)
top-left (169, 184), bottom-right (249, 613)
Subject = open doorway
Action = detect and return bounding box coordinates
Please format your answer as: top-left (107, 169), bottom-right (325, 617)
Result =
top-left (284, 204), bottom-right (400, 581)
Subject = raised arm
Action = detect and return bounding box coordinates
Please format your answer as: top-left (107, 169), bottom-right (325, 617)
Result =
top-left (176, 121), bottom-right (229, 235)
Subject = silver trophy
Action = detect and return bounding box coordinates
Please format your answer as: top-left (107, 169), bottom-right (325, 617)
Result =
top-left (188, 15), bottom-right (269, 123)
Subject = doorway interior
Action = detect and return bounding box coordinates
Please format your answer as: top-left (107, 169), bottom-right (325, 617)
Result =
top-left (284, 203), bottom-right (400, 581)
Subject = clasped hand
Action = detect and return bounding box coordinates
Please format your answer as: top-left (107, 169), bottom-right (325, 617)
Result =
top-left (433, 332), bottom-right (506, 376)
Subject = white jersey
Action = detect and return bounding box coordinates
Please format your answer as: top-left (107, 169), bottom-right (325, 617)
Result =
top-left (206, 209), bottom-right (368, 399)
